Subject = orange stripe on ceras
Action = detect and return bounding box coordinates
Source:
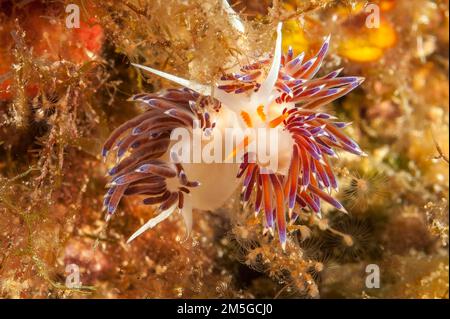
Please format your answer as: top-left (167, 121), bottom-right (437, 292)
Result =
top-left (269, 112), bottom-right (289, 128)
top-left (261, 174), bottom-right (273, 228)
top-left (270, 174), bottom-right (286, 240)
top-left (288, 145), bottom-right (300, 213)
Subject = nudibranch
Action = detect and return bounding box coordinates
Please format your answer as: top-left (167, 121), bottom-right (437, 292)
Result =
top-left (102, 3), bottom-right (365, 250)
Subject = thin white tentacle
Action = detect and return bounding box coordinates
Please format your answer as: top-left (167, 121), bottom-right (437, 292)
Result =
top-left (127, 204), bottom-right (177, 243)
top-left (132, 63), bottom-right (212, 96)
top-left (132, 63), bottom-right (246, 110)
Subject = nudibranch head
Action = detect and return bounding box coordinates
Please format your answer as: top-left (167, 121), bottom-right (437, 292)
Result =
top-left (102, 10), bottom-right (365, 249)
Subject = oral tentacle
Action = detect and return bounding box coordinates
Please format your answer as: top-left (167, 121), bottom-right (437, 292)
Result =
top-left (131, 63), bottom-right (211, 96)
top-left (126, 204), bottom-right (177, 244)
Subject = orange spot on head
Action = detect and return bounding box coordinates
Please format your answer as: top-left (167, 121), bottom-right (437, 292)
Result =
top-left (240, 111), bottom-right (253, 128)
top-left (257, 105), bottom-right (267, 122)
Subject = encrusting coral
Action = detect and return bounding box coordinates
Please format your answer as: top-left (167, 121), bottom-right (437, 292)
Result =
top-left (0, 0), bottom-right (448, 299)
